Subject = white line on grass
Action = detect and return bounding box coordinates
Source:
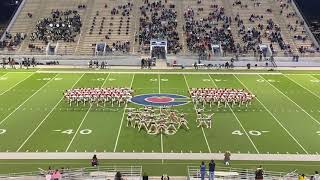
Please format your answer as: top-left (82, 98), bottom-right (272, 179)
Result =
top-left (158, 74), bottom-right (164, 155)
top-left (0, 72), bottom-right (35, 96)
top-left (259, 75), bottom-right (320, 126)
top-left (65, 73), bottom-right (111, 152)
top-left (207, 74), bottom-right (260, 154)
top-left (113, 74), bottom-right (135, 152)
top-left (0, 74), bottom-right (59, 126)
top-left (285, 75), bottom-right (320, 100)
top-left (233, 75), bottom-right (309, 154)
top-left (16, 73), bottom-right (85, 152)
top-left (183, 74), bottom-right (212, 153)
top-left (0, 72), bottom-right (8, 78)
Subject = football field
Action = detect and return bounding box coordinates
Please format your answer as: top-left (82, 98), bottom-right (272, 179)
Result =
top-left (0, 70), bottom-right (320, 155)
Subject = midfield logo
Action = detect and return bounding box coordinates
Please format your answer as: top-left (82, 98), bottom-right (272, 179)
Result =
top-left (129, 94), bottom-right (190, 107)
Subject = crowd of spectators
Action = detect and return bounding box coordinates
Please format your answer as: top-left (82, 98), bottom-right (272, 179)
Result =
top-left (0, 32), bottom-right (26, 49)
top-left (184, 3), bottom-right (236, 58)
top-left (30, 9), bottom-right (82, 43)
top-left (105, 41), bottom-right (131, 53)
top-left (138, 1), bottom-right (182, 54)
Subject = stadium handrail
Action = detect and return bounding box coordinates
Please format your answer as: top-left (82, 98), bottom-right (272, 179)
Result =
top-left (187, 166), bottom-right (301, 180)
top-left (0, 165), bottom-right (142, 179)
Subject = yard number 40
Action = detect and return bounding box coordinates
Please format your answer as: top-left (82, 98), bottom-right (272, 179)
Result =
top-left (232, 130), bottom-right (267, 136)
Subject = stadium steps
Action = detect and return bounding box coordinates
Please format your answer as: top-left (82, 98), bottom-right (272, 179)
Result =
top-left (269, 0), bottom-right (299, 56)
top-left (74, 0), bottom-right (99, 56)
top-left (77, 0), bottom-right (134, 56)
top-left (174, 0), bottom-right (186, 55)
top-left (221, 0), bottom-right (245, 54)
top-left (130, 0), bottom-right (141, 54)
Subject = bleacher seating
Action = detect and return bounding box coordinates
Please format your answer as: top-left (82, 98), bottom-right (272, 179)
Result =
top-left (0, 0), bottom-right (319, 57)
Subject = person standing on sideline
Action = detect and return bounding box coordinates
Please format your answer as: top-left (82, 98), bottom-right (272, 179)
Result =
top-left (200, 161), bottom-right (206, 180)
top-left (224, 151), bottom-right (231, 165)
top-left (209, 160), bottom-right (215, 180)
top-left (91, 154), bottom-right (99, 166)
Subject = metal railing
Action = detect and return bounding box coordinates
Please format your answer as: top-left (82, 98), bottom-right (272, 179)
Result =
top-left (187, 166), bottom-right (300, 180)
top-left (0, 165), bottom-right (142, 180)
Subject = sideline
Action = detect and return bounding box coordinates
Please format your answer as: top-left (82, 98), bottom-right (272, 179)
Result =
top-left (0, 153), bottom-right (320, 161)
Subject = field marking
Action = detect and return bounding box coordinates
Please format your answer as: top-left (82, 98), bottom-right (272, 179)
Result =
top-left (113, 74), bottom-right (135, 152)
top-left (0, 72), bottom-right (8, 78)
top-left (207, 74), bottom-right (260, 154)
top-left (234, 75), bottom-right (309, 154)
top-left (0, 73), bottom-right (35, 96)
top-left (158, 74), bottom-right (164, 155)
top-left (0, 74), bottom-right (59, 126)
top-left (16, 73), bottom-right (85, 152)
top-left (65, 74), bottom-right (110, 152)
top-left (285, 75), bottom-right (320, 100)
top-left (259, 75), bottom-right (320, 126)
top-left (36, 70), bottom-right (283, 75)
top-left (183, 74), bottom-right (212, 153)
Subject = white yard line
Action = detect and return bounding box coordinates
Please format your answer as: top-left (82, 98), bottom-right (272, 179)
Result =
top-left (285, 75), bottom-right (320, 100)
top-left (158, 74), bottom-right (164, 155)
top-left (113, 74), bottom-right (135, 152)
top-left (207, 74), bottom-right (260, 154)
top-left (258, 75), bottom-right (320, 126)
top-left (0, 72), bottom-right (35, 96)
top-left (16, 73), bottom-right (85, 152)
top-left (233, 75), bottom-right (309, 154)
top-left (0, 74), bottom-right (59, 126)
top-left (66, 73), bottom-right (111, 152)
top-left (183, 74), bottom-right (212, 153)
top-left (0, 72), bottom-right (8, 77)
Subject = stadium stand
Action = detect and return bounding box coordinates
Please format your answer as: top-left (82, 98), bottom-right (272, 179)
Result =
top-left (0, 0), bottom-right (319, 60)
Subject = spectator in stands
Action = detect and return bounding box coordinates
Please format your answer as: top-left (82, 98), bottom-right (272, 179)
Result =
top-left (52, 169), bottom-right (61, 180)
top-left (91, 154), bottom-right (98, 166)
top-left (115, 171), bottom-right (123, 180)
top-left (139, 1), bottom-right (181, 54)
top-left (314, 171), bottom-right (320, 180)
top-left (255, 166), bottom-right (264, 180)
top-left (200, 161), bottom-right (206, 180)
top-left (30, 9), bottom-right (82, 43)
top-left (45, 172), bottom-right (51, 180)
top-left (298, 174), bottom-right (305, 180)
top-left (224, 151), bottom-right (231, 165)
top-left (208, 160), bottom-right (215, 180)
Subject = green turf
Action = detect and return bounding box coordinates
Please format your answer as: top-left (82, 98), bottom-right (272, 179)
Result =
top-left (0, 71), bottom-right (320, 154)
